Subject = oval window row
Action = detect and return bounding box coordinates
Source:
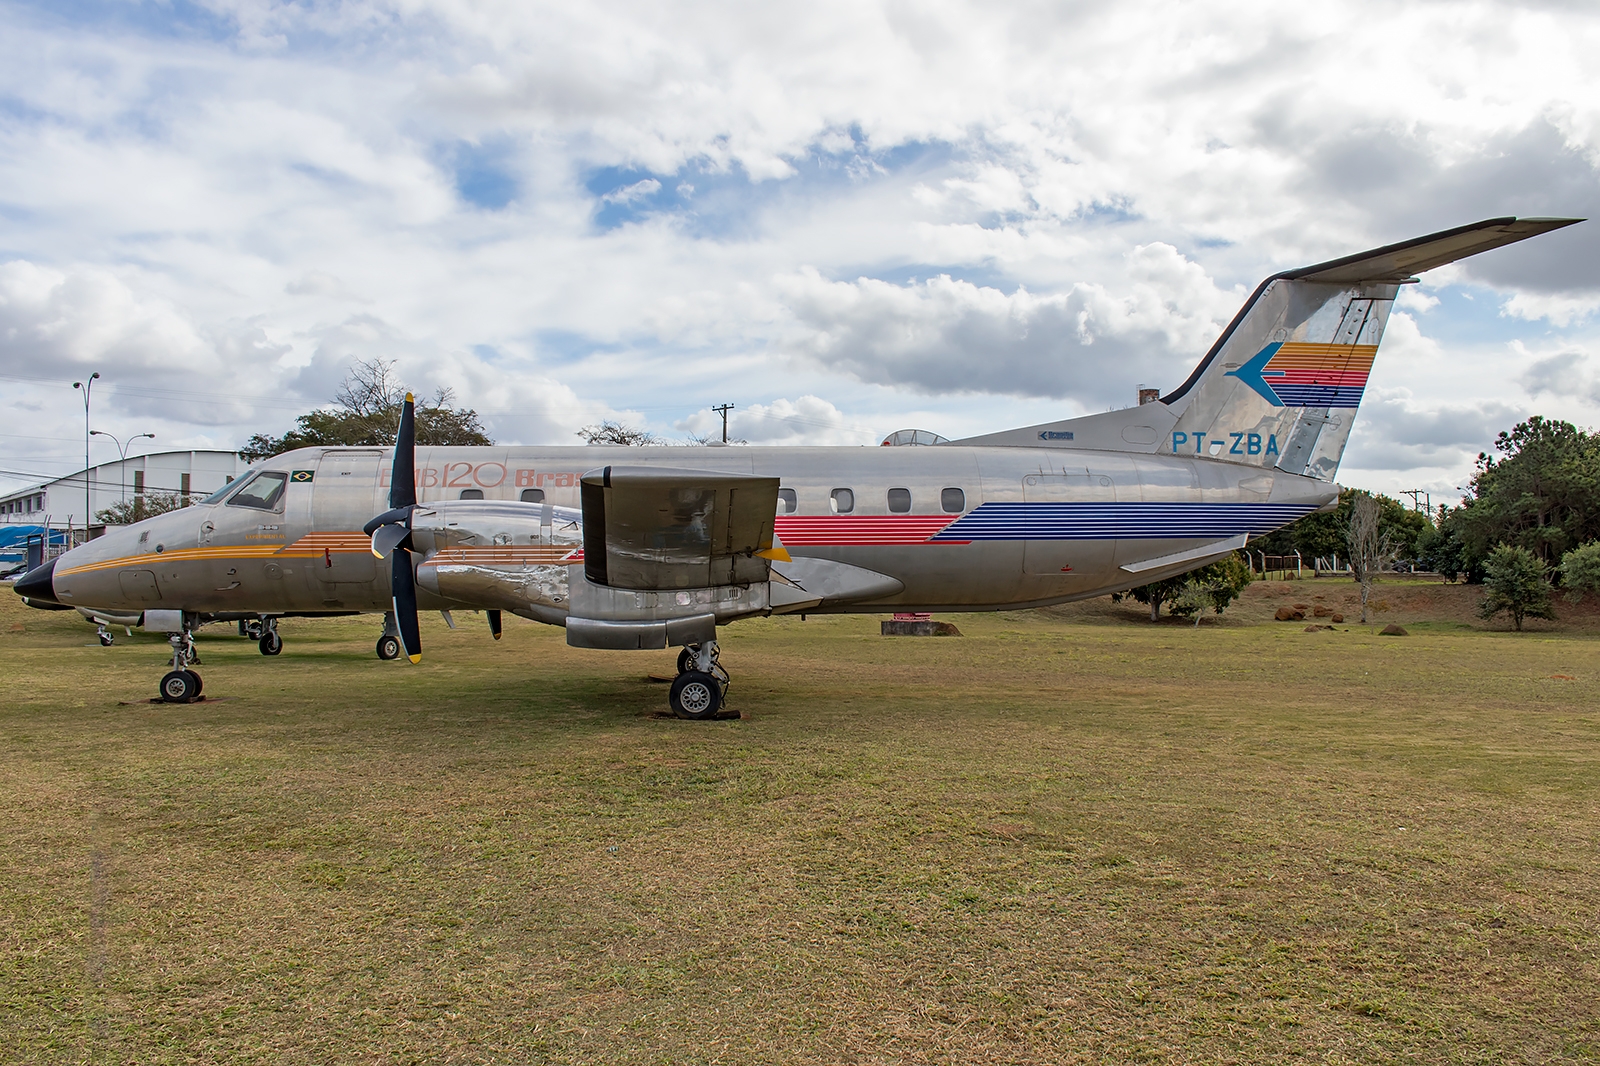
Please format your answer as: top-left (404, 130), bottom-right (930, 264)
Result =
top-left (777, 487), bottom-right (965, 515)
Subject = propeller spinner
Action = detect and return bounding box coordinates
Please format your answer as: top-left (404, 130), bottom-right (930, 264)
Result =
top-left (363, 393), bottom-right (423, 664)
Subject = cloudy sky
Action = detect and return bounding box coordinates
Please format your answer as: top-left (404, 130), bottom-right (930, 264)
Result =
top-left (2, 0), bottom-right (1597, 506)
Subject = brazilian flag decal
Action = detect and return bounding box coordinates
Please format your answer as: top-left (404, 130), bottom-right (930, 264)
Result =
top-left (291, 470), bottom-right (315, 483)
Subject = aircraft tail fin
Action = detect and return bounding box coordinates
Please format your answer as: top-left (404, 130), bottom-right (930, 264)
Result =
top-left (1159, 217), bottom-right (1581, 480)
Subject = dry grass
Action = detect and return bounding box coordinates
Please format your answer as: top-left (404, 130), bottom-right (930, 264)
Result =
top-left (3, 581), bottom-right (1599, 1064)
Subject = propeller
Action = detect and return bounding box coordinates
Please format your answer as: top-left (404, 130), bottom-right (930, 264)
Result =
top-left (363, 393), bottom-right (422, 664)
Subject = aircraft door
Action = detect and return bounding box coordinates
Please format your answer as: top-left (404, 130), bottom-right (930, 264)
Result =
top-left (310, 450), bottom-right (383, 587)
top-left (1021, 473), bottom-right (1118, 579)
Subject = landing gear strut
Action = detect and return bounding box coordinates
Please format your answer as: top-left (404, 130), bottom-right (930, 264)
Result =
top-left (158, 623), bottom-right (203, 703)
top-left (669, 641), bottom-right (730, 720)
top-left (96, 624), bottom-right (114, 646)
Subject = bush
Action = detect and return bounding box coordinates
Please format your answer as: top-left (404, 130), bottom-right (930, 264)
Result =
top-left (1559, 541), bottom-right (1600, 604)
top-left (1478, 545), bottom-right (1556, 631)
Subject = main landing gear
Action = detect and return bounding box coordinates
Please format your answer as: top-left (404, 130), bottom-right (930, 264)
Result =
top-left (239, 617), bottom-right (282, 655)
top-left (669, 641), bottom-right (730, 721)
top-left (158, 624), bottom-right (203, 703)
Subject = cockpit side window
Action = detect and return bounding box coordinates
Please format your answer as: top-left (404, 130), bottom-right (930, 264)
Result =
top-left (227, 471), bottom-right (288, 511)
top-left (197, 476), bottom-right (240, 505)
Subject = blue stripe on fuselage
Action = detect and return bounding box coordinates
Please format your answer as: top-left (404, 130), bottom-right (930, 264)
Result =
top-left (929, 502), bottom-right (1315, 541)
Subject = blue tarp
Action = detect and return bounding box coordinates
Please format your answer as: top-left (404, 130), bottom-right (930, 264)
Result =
top-left (0, 525), bottom-right (67, 563)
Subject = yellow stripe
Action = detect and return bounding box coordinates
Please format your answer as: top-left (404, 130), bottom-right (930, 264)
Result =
top-left (56, 532), bottom-right (376, 578)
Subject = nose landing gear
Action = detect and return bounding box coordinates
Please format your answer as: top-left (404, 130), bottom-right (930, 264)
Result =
top-left (669, 640), bottom-right (731, 720)
top-left (158, 625), bottom-right (204, 703)
top-left (376, 611), bottom-right (402, 660)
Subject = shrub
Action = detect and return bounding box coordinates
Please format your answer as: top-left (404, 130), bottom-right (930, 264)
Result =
top-left (1559, 541), bottom-right (1600, 604)
top-left (1478, 544), bottom-right (1556, 631)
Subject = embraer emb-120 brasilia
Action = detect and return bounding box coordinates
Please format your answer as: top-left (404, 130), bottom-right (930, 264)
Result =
top-left (15, 217), bottom-right (1580, 717)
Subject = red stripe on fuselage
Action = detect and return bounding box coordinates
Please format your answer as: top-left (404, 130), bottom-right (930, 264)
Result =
top-left (775, 516), bottom-right (961, 546)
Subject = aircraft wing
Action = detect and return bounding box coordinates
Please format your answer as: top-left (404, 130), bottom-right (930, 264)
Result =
top-left (580, 466), bottom-right (781, 590)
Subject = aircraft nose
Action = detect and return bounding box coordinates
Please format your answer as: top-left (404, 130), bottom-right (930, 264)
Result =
top-left (13, 557), bottom-right (61, 606)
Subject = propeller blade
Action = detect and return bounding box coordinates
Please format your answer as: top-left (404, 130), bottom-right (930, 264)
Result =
top-left (390, 392), bottom-right (416, 510)
top-left (391, 549), bottom-right (421, 664)
top-left (370, 523), bottom-right (412, 559)
top-left (487, 609), bottom-right (502, 640)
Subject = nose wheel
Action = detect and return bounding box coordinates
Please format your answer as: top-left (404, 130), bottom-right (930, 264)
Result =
top-left (376, 612), bottom-right (402, 660)
top-left (669, 641), bottom-right (730, 720)
top-left (158, 623), bottom-right (204, 703)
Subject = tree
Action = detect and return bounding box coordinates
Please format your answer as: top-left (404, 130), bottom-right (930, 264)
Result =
top-left (1119, 554), bottom-right (1253, 622)
top-left (1415, 511), bottom-right (1481, 582)
top-left (576, 420), bottom-right (661, 446)
top-left (238, 359), bottom-right (491, 461)
top-left (1250, 488), bottom-right (1428, 567)
top-left (1167, 553), bottom-right (1255, 625)
top-left (1456, 416), bottom-right (1600, 565)
top-left (1346, 492), bottom-right (1391, 623)
top-left (1477, 544), bottom-right (1557, 631)
top-left (96, 492), bottom-right (184, 525)
top-left (1558, 541), bottom-right (1600, 604)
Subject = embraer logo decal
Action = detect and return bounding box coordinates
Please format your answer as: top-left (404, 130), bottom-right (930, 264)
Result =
top-left (1225, 343), bottom-right (1289, 405)
top-left (1224, 341), bottom-right (1377, 409)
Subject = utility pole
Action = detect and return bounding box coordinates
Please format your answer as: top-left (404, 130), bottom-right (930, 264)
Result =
top-left (72, 372), bottom-right (99, 541)
top-left (711, 403), bottom-right (735, 444)
top-left (1400, 489), bottom-right (1431, 514)
top-left (92, 430), bottom-right (155, 504)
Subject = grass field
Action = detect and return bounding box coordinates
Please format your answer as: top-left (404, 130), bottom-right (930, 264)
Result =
top-left (3, 579), bottom-right (1599, 1064)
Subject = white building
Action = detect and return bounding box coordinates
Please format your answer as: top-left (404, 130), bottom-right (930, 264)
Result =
top-left (0, 449), bottom-right (250, 533)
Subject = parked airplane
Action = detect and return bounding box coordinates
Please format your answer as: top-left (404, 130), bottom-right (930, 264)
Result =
top-left (15, 217), bottom-right (1579, 717)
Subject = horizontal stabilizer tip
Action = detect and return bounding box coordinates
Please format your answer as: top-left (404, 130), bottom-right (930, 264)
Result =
top-left (1285, 217), bottom-right (1583, 284)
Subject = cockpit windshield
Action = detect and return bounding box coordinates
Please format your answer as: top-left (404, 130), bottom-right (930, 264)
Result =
top-left (226, 470), bottom-right (288, 511)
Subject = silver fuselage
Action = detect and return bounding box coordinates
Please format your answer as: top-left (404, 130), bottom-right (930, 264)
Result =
top-left (48, 443), bottom-right (1335, 620)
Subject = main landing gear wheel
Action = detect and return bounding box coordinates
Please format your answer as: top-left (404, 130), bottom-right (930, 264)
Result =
top-left (669, 671), bottom-right (722, 720)
top-left (259, 631), bottom-right (283, 656)
top-left (376, 634), bottom-right (401, 660)
top-left (97, 629), bottom-right (114, 646)
top-left (677, 647), bottom-right (696, 674)
top-left (160, 669), bottom-right (200, 703)
top-left (241, 619), bottom-right (265, 640)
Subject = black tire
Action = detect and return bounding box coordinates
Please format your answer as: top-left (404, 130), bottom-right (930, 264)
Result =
top-left (244, 620), bottom-right (265, 640)
top-left (669, 671), bottom-right (722, 720)
top-left (185, 670), bottom-right (203, 697)
top-left (677, 647), bottom-right (696, 674)
top-left (376, 634), bottom-right (401, 660)
top-left (159, 670), bottom-right (198, 703)
top-left (259, 632), bottom-right (283, 656)
top-left (98, 632), bottom-right (114, 646)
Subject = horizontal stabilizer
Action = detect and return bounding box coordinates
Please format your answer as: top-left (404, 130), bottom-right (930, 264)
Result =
top-left (1285, 217), bottom-right (1582, 284)
top-left (1119, 533), bottom-right (1248, 574)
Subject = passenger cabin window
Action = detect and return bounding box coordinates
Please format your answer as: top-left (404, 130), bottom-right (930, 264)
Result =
top-left (520, 488), bottom-right (545, 504)
top-left (227, 471), bottom-right (288, 512)
top-left (777, 488), bottom-right (797, 514)
top-left (830, 488), bottom-right (855, 514)
top-left (886, 487), bottom-right (912, 513)
top-left (941, 487), bottom-right (965, 513)
top-left (459, 489), bottom-right (484, 500)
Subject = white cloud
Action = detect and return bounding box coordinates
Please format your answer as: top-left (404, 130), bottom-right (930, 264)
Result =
top-left (0, 0), bottom-right (1596, 497)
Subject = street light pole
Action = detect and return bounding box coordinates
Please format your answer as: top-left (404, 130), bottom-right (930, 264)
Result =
top-left (72, 372), bottom-right (99, 541)
top-left (91, 430), bottom-right (156, 507)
